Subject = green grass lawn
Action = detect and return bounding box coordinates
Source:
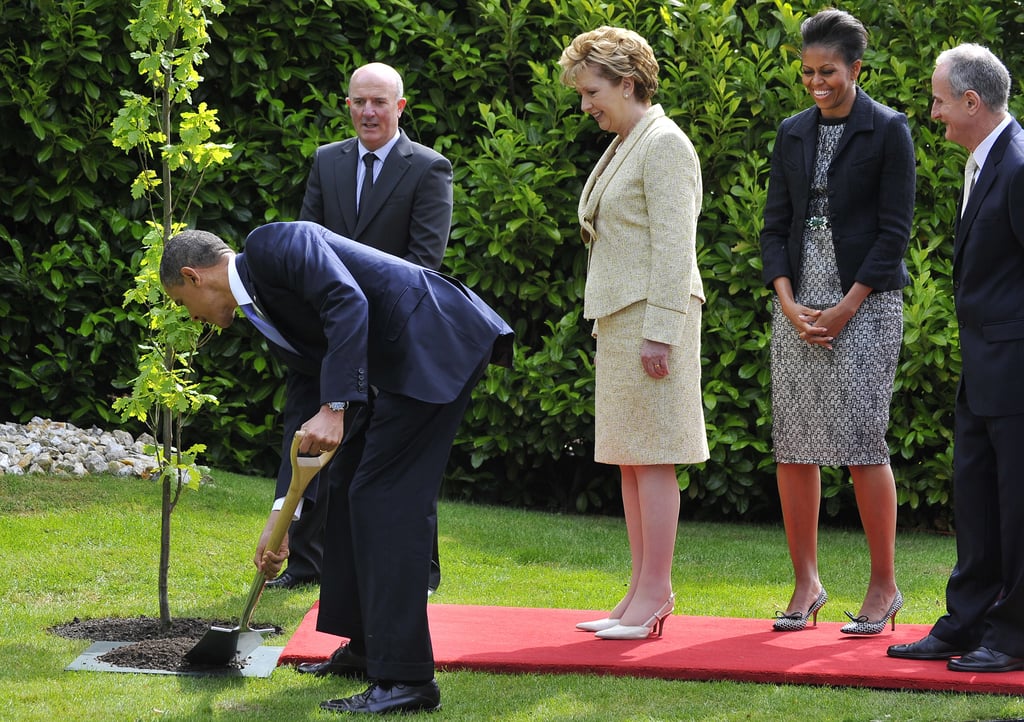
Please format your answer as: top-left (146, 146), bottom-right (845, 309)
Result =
top-left (1, 470), bottom-right (1022, 721)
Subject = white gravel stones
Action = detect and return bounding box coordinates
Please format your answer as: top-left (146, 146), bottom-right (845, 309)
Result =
top-left (0, 417), bottom-right (158, 478)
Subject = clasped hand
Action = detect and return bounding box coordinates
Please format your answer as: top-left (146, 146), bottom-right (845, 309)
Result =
top-left (789, 305), bottom-right (839, 350)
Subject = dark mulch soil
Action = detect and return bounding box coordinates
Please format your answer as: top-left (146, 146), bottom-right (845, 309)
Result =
top-left (49, 616), bottom-right (281, 673)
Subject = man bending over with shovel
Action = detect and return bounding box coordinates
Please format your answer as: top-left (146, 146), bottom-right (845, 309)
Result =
top-left (161, 221), bottom-right (513, 714)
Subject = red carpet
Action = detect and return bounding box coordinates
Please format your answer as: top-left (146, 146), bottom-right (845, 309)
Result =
top-left (279, 602), bottom-right (1024, 694)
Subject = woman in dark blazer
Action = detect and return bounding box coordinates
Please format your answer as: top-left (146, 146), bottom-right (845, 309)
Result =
top-left (759, 9), bottom-right (915, 635)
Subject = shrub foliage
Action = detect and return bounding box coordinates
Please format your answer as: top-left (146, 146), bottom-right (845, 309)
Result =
top-left (2, 0), bottom-right (1023, 525)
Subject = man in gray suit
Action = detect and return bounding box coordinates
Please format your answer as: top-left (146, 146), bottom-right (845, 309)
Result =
top-left (299, 62), bottom-right (451, 269)
top-left (268, 62), bottom-right (453, 597)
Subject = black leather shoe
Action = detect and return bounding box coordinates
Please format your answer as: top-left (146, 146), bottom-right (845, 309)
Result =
top-left (948, 647), bottom-right (1024, 673)
top-left (887, 634), bottom-right (968, 660)
top-left (320, 679), bottom-right (441, 714)
top-left (296, 643), bottom-right (368, 679)
top-left (265, 571), bottom-right (319, 589)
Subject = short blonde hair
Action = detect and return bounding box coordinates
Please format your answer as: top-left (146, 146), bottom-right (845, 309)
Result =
top-left (558, 26), bottom-right (659, 101)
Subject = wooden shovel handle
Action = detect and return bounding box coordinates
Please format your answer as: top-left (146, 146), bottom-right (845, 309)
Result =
top-left (264, 430), bottom-right (337, 554)
top-left (240, 431), bottom-right (337, 628)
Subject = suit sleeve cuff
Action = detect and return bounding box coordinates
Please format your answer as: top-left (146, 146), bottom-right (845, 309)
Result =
top-left (642, 304), bottom-right (686, 346)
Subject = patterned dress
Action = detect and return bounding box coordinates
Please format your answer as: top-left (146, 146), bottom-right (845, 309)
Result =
top-left (770, 120), bottom-right (902, 466)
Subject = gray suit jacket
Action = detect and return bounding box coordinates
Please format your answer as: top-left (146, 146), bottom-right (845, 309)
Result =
top-left (299, 129), bottom-right (452, 270)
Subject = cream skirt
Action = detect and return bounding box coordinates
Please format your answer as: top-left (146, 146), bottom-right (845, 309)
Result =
top-left (593, 298), bottom-right (709, 466)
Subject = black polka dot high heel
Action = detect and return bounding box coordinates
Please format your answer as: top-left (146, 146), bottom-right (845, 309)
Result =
top-left (840, 590), bottom-right (903, 635)
top-left (772, 588), bottom-right (828, 632)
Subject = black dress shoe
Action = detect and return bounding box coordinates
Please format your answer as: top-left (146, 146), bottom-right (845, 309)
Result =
top-left (948, 647), bottom-right (1024, 673)
top-left (320, 679), bottom-right (441, 714)
top-left (887, 634), bottom-right (968, 660)
top-left (296, 643), bottom-right (367, 679)
top-left (265, 571), bottom-right (319, 589)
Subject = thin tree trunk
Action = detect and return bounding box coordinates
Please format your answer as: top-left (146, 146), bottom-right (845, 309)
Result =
top-left (159, 403), bottom-right (173, 631)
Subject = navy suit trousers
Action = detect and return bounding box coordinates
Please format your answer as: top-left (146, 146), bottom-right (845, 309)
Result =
top-left (931, 379), bottom-right (1024, 657)
top-left (315, 358), bottom-right (487, 680)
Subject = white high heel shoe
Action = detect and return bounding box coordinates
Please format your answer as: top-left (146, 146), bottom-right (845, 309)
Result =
top-left (595, 594), bottom-right (674, 640)
top-left (575, 617), bottom-right (621, 632)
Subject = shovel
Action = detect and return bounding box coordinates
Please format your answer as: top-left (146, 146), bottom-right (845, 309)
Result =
top-left (185, 430), bottom-right (336, 666)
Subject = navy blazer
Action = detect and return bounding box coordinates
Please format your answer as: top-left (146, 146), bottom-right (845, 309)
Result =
top-left (953, 119), bottom-right (1024, 417)
top-left (234, 222), bottom-right (513, 408)
top-left (760, 88), bottom-right (915, 294)
top-left (298, 129), bottom-right (453, 270)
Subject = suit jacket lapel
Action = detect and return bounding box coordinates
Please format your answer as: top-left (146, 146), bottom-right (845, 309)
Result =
top-left (832, 88), bottom-right (873, 161)
top-left (786, 89), bottom-right (873, 193)
top-left (234, 254), bottom-right (272, 323)
top-left (235, 254), bottom-right (254, 296)
top-left (327, 140), bottom-right (360, 234)
top-left (579, 105), bottom-right (663, 241)
top-left (233, 253), bottom-right (310, 366)
top-left (787, 108), bottom-right (819, 181)
top-left (578, 137), bottom-right (620, 240)
top-left (355, 130), bottom-right (413, 237)
top-left (955, 120), bottom-right (1020, 258)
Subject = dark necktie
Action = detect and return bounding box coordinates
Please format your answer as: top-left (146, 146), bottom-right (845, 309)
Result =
top-left (240, 303), bottom-right (298, 354)
top-left (358, 152), bottom-right (377, 216)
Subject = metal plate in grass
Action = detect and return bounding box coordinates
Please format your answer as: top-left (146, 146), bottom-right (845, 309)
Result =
top-left (66, 641), bottom-right (283, 678)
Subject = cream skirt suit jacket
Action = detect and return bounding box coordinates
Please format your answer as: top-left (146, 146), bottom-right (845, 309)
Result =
top-left (578, 104), bottom-right (709, 466)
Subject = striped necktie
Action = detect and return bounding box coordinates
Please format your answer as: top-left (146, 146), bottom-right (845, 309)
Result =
top-left (240, 303), bottom-right (298, 354)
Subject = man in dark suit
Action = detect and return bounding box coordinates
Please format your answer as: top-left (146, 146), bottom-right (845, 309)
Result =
top-left (269, 62), bottom-right (454, 592)
top-left (887, 44), bottom-right (1024, 673)
top-left (161, 221), bottom-right (513, 713)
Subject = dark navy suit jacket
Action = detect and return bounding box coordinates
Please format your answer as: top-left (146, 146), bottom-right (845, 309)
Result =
top-left (234, 221), bottom-right (513, 497)
top-left (953, 119), bottom-right (1024, 417)
top-left (760, 88), bottom-right (915, 294)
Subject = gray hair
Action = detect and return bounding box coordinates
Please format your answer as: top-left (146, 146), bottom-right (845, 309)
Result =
top-left (159, 229), bottom-right (232, 287)
top-left (936, 43), bottom-right (1010, 113)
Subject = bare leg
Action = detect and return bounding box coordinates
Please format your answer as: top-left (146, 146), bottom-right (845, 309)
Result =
top-left (849, 463), bottom-right (899, 619)
top-left (777, 463), bottom-right (825, 613)
top-left (618, 463), bottom-right (679, 626)
top-left (609, 466), bottom-right (642, 619)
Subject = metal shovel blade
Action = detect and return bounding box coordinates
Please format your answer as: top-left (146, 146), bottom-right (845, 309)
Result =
top-left (184, 624), bottom-right (266, 667)
top-left (183, 567), bottom-right (273, 667)
top-left (185, 431), bottom-right (336, 666)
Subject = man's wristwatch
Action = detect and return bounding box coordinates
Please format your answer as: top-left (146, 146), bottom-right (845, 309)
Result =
top-left (327, 401), bottom-right (349, 412)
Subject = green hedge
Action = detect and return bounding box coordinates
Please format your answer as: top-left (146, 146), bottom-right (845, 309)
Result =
top-left (2, 0), bottom-right (1022, 525)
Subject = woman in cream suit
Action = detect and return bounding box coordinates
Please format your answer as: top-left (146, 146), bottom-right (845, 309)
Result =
top-left (559, 26), bottom-right (708, 640)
